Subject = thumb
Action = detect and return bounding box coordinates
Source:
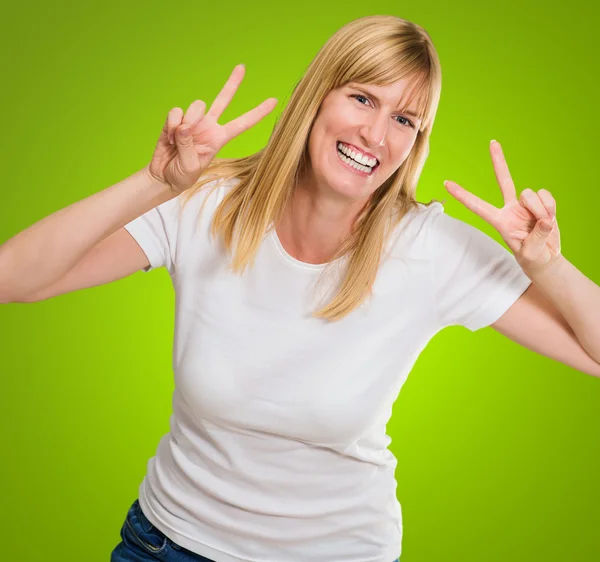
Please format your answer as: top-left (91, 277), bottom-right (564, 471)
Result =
top-left (537, 216), bottom-right (555, 234)
top-left (175, 125), bottom-right (200, 171)
top-left (523, 217), bottom-right (554, 252)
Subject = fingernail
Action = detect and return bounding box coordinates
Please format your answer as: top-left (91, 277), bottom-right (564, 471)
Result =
top-left (490, 139), bottom-right (497, 144)
top-left (181, 127), bottom-right (190, 136)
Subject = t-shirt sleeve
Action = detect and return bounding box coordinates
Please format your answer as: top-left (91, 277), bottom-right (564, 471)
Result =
top-left (123, 194), bottom-right (183, 275)
top-left (429, 205), bottom-right (533, 331)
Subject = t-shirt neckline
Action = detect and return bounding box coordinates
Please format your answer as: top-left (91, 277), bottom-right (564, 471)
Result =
top-left (268, 225), bottom-right (339, 271)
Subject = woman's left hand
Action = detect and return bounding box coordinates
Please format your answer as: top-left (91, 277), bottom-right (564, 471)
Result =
top-left (443, 140), bottom-right (562, 277)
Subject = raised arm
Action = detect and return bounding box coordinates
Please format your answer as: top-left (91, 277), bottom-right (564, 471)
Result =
top-left (0, 167), bottom-right (173, 304)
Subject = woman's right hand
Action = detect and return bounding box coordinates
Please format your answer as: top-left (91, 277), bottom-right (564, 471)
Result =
top-left (148, 64), bottom-right (277, 195)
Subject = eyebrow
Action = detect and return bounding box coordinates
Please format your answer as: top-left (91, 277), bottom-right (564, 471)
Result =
top-left (349, 85), bottom-right (423, 121)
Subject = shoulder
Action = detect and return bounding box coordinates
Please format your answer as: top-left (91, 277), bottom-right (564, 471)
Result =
top-left (385, 201), bottom-right (500, 264)
top-left (386, 200), bottom-right (446, 261)
top-left (175, 176), bottom-right (241, 222)
top-left (392, 201), bottom-right (496, 253)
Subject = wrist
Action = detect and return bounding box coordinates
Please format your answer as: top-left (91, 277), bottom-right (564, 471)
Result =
top-left (525, 253), bottom-right (568, 282)
top-left (141, 165), bottom-right (177, 202)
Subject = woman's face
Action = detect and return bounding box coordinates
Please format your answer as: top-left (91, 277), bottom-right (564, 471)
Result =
top-left (303, 77), bottom-right (423, 203)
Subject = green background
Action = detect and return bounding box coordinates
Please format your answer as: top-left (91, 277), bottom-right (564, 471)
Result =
top-left (1, 0), bottom-right (599, 560)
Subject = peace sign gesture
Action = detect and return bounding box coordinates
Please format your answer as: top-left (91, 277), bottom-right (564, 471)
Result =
top-left (148, 64), bottom-right (278, 195)
top-left (444, 140), bottom-right (562, 276)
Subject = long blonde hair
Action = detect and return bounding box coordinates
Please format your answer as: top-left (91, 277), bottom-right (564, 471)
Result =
top-left (180, 15), bottom-right (442, 321)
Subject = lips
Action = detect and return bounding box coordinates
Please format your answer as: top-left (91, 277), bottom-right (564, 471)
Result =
top-left (336, 143), bottom-right (380, 176)
top-left (336, 145), bottom-right (378, 177)
top-left (337, 141), bottom-right (380, 166)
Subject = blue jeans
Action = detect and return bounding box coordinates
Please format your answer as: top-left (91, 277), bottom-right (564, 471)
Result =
top-left (111, 498), bottom-right (400, 562)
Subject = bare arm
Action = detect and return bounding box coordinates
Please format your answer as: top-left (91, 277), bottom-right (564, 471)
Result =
top-left (491, 282), bottom-right (600, 378)
top-left (0, 65), bottom-right (277, 304)
top-left (0, 165), bottom-right (174, 304)
top-left (13, 227), bottom-right (152, 303)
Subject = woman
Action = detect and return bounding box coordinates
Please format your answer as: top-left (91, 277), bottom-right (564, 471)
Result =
top-left (1, 14), bottom-right (599, 562)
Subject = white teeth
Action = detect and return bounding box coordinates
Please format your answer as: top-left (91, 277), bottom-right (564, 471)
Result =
top-left (336, 147), bottom-right (373, 174)
top-left (337, 142), bottom-right (378, 167)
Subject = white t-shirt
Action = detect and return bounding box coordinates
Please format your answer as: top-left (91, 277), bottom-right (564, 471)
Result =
top-left (123, 178), bottom-right (532, 562)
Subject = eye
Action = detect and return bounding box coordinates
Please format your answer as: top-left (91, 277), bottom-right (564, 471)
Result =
top-left (352, 94), bottom-right (415, 129)
top-left (351, 94), bottom-right (371, 106)
top-left (395, 115), bottom-right (415, 129)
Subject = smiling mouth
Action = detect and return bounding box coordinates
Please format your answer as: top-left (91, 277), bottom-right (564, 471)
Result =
top-left (336, 142), bottom-right (380, 175)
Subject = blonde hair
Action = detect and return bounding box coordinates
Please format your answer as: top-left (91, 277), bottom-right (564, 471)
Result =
top-left (180, 15), bottom-right (443, 321)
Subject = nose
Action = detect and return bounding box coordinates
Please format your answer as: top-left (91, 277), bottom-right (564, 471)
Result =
top-left (359, 112), bottom-right (388, 148)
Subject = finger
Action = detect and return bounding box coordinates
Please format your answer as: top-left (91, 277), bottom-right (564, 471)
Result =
top-left (444, 180), bottom-right (499, 224)
top-left (490, 140), bottom-right (518, 205)
top-left (167, 107), bottom-right (184, 145)
top-left (223, 98), bottom-right (278, 143)
top-left (521, 218), bottom-right (555, 262)
top-left (206, 64), bottom-right (246, 121)
top-left (537, 188), bottom-right (557, 219)
top-left (182, 99), bottom-right (207, 128)
top-left (519, 189), bottom-right (550, 220)
top-left (175, 124), bottom-right (200, 172)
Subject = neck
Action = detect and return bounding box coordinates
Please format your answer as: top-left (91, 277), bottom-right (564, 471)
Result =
top-left (275, 177), bottom-right (369, 265)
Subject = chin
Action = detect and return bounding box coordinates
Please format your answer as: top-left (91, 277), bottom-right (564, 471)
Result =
top-left (327, 177), bottom-right (377, 202)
